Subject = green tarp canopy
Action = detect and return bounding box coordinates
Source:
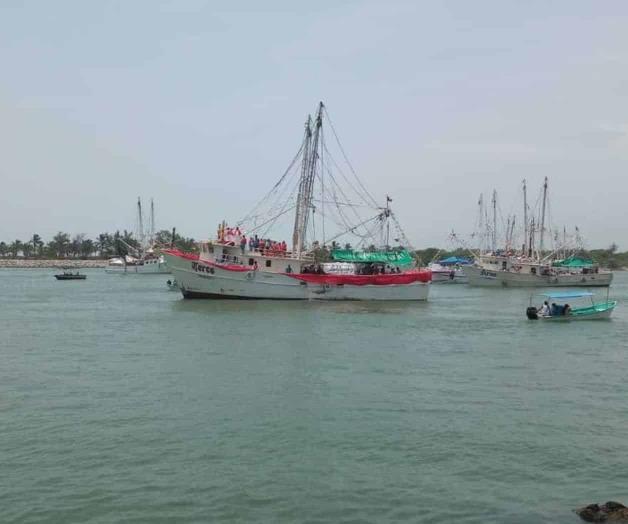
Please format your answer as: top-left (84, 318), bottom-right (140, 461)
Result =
top-left (330, 249), bottom-right (414, 265)
top-left (552, 256), bottom-right (595, 268)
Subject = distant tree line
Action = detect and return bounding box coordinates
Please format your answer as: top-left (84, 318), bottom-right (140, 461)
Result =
top-left (0, 230), bottom-right (198, 259)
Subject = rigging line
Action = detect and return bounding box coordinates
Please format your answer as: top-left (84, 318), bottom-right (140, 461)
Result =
top-left (258, 173), bottom-right (303, 238)
top-left (390, 212), bottom-right (414, 251)
top-left (323, 173), bottom-right (372, 239)
top-left (322, 140), bottom-right (378, 209)
top-left (244, 157), bottom-right (303, 229)
top-left (311, 198), bottom-right (373, 208)
top-left (322, 105), bottom-right (380, 207)
top-left (324, 213), bottom-right (382, 244)
top-left (249, 204), bottom-right (297, 236)
top-left (320, 156), bottom-right (375, 235)
top-left (237, 141), bottom-right (305, 226)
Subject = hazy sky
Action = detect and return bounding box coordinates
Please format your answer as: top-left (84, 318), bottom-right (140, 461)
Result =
top-left (1, 0), bottom-right (627, 249)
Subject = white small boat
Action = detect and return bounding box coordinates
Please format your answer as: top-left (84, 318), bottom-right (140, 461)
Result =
top-left (526, 291), bottom-right (617, 321)
top-left (429, 257), bottom-right (471, 284)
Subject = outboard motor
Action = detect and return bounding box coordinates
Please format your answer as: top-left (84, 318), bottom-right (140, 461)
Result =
top-left (526, 306), bottom-right (539, 320)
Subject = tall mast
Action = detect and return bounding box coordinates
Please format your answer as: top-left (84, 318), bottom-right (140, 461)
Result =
top-left (522, 179), bottom-right (528, 255)
top-left (150, 198), bottom-right (155, 246)
top-left (539, 176), bottom-right (548, 253)
top-left (292, 115), bottom-right (313, 255)
top-left (137, 197), bottom-right (144, 249)
top-left (491, 189), bottom-right (497, 252)
top-left (301, 102), bottom-right (324, 251)
top-left (529, 217), bottom-right (535, 258)
top-left (477, 194), bottom-right (484, 251)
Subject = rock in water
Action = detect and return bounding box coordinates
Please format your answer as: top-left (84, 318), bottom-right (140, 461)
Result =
top-left (576, 501), bottom-right (628, 522)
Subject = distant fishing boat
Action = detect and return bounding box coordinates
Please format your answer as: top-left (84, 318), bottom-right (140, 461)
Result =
top-left (464, 178), bottom-right (613, 288)
top-left (428, 257), bottom-right (471, 284)
top-left (105, 198), bottom-right (170, 274)
top-left (163, 102), bottom-right (431, 301)
top-left (526, 291), bottom-right (616, 321)
top-left (55, 270), bottom-right (87, 280)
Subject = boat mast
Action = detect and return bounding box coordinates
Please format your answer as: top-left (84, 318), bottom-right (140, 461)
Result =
top-left (491, 189), bottom-right (497, 252)
top-left (301, 103), bottom-right (324, 250)
top-left (522, 179), bottom-right (528, 255)
top-left (529, 217), bottom-right (535, 258)
top-left (539, 176), bottom-right (548, 254)
top-left (149, 198), bottom-right (155, 246)
top-left (137, 197), bottom-right (144, 251)
top-left (292, 117), bottom-right (313, 255)
top-left (292, 103), bottom-right (323, 256)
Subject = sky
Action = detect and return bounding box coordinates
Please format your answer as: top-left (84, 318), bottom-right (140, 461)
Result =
top-left (1, 0), bottom-right (627, 249)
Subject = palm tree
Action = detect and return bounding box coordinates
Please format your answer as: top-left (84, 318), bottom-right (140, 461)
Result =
top-left (80, 238), bottom-right (95, 258)
top-left (95, 233), bottom-right (112, 258)
top-left (0, 241), bottom-right (8, 258)
top-left (30, 234), bottom-right (44, 258)
top-left (9, 239), bottom-right (23, 257)
top-left (49, 232), bottom-right (70, 258)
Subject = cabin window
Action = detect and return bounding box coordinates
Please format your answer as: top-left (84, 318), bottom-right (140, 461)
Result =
top-left (265, 259), bottom-right (272, 268)
top-left (502, 261), bottom-right (507, 270)
top-left (530, 267), bottom-right (536, 275)
top-left (248, 258), bottom-right (255, 266)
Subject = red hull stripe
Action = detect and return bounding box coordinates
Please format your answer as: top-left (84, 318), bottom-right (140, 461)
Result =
top-left (287, 271), bottom-right (431, 286)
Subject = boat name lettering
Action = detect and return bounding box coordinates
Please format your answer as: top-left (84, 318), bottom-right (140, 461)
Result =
top-left (192, 262), bottom-right (214, 274)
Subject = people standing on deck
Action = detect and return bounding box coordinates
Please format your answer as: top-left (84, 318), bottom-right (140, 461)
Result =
top-left (240, 236), bottom-right (247, 254)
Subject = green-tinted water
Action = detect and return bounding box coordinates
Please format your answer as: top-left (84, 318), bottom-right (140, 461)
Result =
top-left (2, 269), bottom-right (628, 523)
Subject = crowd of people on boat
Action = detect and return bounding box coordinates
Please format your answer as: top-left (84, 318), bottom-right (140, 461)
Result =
top-left (539, 300), bottom-right (571, 317)
top-left (217, 224), bottom-right (289, 256)
top-left (356, 263), bottom-right (403, 275)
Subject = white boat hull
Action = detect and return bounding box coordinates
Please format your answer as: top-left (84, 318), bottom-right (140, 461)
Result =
top-left (105, 257), bottom-right (170, 274)
top-left (163, 253), bottom-right (429, 301)
top-left (465, 265), bottom-right (612, 287)
top-left (430, 270), bottom-right (468, 284)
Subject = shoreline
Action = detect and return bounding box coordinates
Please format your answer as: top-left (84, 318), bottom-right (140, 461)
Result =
top-left (0, 259), bottom-right (107, 269)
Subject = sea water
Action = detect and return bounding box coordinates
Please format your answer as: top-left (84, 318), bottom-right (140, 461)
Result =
top-left (2, 269), bottom-right (628, 523)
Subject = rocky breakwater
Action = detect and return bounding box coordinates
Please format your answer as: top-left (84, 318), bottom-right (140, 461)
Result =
top-left (576, 501), bottom-right (628, 522)
top-left (0, 259), bottom-right (107, 269)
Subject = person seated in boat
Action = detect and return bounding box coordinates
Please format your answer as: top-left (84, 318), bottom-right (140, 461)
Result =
top-left (550, 302), bottom-right (559, 316)
top-left (540, 301), bottom-right (550, 316)
top-left (564, 304), bottom-right (571, 316)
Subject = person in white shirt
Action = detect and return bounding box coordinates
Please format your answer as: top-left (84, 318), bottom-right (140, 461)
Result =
top-left (540, 300), bottom-right (550, 316)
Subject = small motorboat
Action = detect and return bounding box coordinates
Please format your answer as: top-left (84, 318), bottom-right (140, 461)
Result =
top-left (166, 278), bottom-right (179, 291)
top-left (526, 290), bottom-right (616, 321)
top-left (55, 270), bottom-right (87, 281)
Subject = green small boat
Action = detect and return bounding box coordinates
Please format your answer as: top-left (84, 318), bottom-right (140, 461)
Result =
top-left (527, 291), bottom-right (616, 321)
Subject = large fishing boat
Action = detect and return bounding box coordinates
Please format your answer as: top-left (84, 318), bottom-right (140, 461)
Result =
top-left (105, 198), bottom-right (170, 274)
top-left (163, 103), bottom-right (431, 300)
top-left (464, 179), bottom-right (613, 287)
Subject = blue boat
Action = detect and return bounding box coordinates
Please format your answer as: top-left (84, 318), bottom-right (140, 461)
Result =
top-left (526, 291), bottom-right (617, 321)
